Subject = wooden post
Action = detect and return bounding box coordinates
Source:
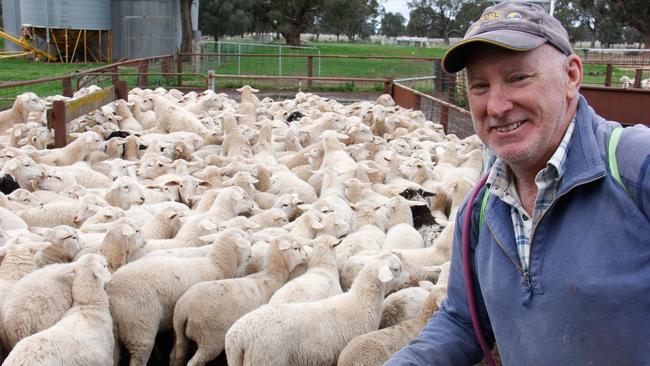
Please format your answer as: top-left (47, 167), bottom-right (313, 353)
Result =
top-left (112, 66), bottom-right (119, 84)
top-left (605, 64), bottom-right (613, 87)
top-left (62, 78), bottom-right (73, 97)
top-left (115, 80), bottom-right (128, 101)
top-left (634, 69), bottom-right (643, 88)
top-left (307, 56), bottom-right (313, 91)
top-left (108, 30), bottom-right (112, 62)
top-left (439, 104), bottom-right (449, 133)
top-left (177, 56), bottom-right (183, 86)
top-left (139, 62), bottom-right (149, 88)
top-left (48, 100), bottom-right (67, 148)
top-left (384, 79), bottom-right (393, 94)
top-left (84, 29), bottom-right (87, 63)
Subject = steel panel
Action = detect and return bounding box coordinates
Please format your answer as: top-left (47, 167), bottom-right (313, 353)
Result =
top-left (20, 0), bottom-right (111, 30)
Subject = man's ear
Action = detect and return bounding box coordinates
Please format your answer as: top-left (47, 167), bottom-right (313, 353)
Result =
top-left (565, 54), bottom-right (583, 101)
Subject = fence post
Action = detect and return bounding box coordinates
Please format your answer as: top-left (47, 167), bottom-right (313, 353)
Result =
top-left (47, 100), bottom-right (67, 148)
top-left (116, 80), bottom-right (128, 101)
top-left (278, 47), bottom-right (282, 76)
top-left (307, 56), bottom-right (313, 91)
top-left (439, 104), bottom-right (449, 133)
top-left (177, 55), bottom-right (183, 86)
top-left (384, 79), bottom-right (393, 95)
top-left (605, 64), bottom-right (613, 87)
top-left (112, 66), bottom-right (119, 85)
top-left (62, 78), bottom-right (73, 98)
top-left (208, 70), bottom-right (216, 91)
top-left (634, 69), bottom-right (643, 88)
top-left (433, 59), bottom-right (443, 97)
top-left (138, 61), bottom-right (148, 88)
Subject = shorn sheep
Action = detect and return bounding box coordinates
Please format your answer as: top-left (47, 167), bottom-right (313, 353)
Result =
top-left (2, 254), bottom-right (114, 366)
top-left (107, 227), bottom-right (252, 366)
top-left (169, 235), bottom-right (309, 366)
top-left (224, 252), bottom-right (411, 366)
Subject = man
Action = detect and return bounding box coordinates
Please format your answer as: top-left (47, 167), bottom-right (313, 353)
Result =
top-left (386, 1), bottom-right (650, 365)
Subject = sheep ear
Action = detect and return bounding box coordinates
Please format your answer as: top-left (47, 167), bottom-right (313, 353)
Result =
top-left (297, 204), bottom-right (312, 212)
top-left (277, 239), bottom-right (291, 250)
top-left (418, 280), bottom-right (436, 291)
top-left (377, 264), bottom-right (394, 283)
top-left (28, 226), bottom-right (49, 237)
top-left (347, 254), bottom-right (371, 265)
top-left (84, 134), bottom-right (94, 143)
top-left (4, 159), bottom-right (19, 171)
top-left (236, 238), bottom-right (251, 249)
top-left (122, 225), bottom-right (136, 237)
top-left (93, 263), bottom-right (112, 283)
top-left (200, 218), bottom-right (217, 231)
top-left (311, 220), bottom-right (324, 230)
top-left (330, 238), bottom-right (342, 248)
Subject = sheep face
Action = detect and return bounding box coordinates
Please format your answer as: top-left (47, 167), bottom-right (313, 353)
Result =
top-left (17, 92), bottom-right (47, 114)
top-left (277, 237), bottom-right (309, 272)
top-left (107, 177), bottom-right (145, 209)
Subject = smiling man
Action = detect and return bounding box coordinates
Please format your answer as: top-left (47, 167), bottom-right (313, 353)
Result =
top-left (386, 1), bottom-right (650, 365)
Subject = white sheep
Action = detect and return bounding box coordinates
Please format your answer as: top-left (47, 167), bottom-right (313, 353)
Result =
top-left (224, 252), bottom-right (410, 366)
top-left (33, 131), bottom-right (104, 166)
top-left (269, 234), bottom-right (342, 305)
top-left (107, 228), bottom-right (252, 366)
top-left (337, 286), bottom-right (443, 366)
top-left (379, 281), bottom-right (435, 328)
top-left (2, 254), bottom-right (114, 366)
top-left (169, 235), bottom-right (309, 366)
top-left (0, 92), bottom-right (47, 133)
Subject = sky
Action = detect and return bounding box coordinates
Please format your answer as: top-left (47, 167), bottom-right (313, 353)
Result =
top-left (381, 0), bottom-right (411, 21)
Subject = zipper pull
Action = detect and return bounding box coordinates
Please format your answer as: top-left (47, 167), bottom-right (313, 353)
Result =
top-left (523, 270), bottom-right (532, 290)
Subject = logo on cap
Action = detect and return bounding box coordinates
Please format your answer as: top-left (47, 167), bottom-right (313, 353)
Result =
top-left (507, 12), bottom-right (522, 21)
top-left (478, 12), bottom-right (502, 24)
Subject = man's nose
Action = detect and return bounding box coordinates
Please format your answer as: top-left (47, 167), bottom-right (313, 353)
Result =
top-left (486, 85), bottom-right (513, 118)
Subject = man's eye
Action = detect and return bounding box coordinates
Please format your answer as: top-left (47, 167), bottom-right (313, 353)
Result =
top-left (512, 74), bottom-right (529, 82)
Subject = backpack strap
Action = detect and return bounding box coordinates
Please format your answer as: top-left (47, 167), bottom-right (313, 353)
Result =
top-left (608, 127), bottom-right (628, 193)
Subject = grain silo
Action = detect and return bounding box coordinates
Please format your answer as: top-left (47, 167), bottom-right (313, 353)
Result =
top-left (1, 0), bottom-right (112, 62)
top-left (1, 0), bottom-right (199, 62)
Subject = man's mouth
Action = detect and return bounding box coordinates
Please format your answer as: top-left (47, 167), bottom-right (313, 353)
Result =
top-left (495, 119), bottom-right (526, 133)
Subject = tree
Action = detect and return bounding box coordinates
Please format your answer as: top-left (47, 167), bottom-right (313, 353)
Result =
top-left (179, 0), bottom-right (195, 55)
top-left (199, 0), bottom-right (254, 40)
top-left (406, 0), bottom-right (464, 44)
top-left (610, 0), bottom-right (650, 48)
top-left (407, 7), bottom-right (432, 37)
top-left (321, 0), bottom-right (379, 41)
top-left (453, 0), bottom-right (489, 36)
top-left (380, 12), bottom-right (406, 38)
top-left (256, 0), bottom-right (325, 46)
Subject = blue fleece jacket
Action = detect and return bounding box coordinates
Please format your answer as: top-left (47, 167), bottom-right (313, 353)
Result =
top-left (385, 96), bottom-right (650, 366)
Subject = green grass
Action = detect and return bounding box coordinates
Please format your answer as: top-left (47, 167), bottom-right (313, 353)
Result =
top-left (0, 59), bottom-right (105, 83)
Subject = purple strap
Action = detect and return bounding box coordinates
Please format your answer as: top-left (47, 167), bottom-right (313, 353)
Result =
top-left (462, 172), bottom-right (496, 366)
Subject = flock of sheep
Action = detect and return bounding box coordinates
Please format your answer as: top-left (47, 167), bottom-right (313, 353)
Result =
top-left (0, 82), bottom-right (485, 366)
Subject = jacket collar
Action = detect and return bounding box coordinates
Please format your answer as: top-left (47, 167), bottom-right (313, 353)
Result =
top-left (555, 95), bottom-right (608, 196)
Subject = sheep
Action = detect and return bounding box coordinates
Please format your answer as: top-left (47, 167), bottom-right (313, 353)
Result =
top-left (141, 207), bottom-right (182, 240)
top-left (0, 241), bottom-right (52, 307)
top-left (2, 254), bottom-right (114, 366)
top-left (28, 225), bottom-right (86, 266)
top-left (383, 223), bottom-right (425, 250)
top-left (103, 176), bottom-right (146, 209)
top-left (19, 194), bottom-right (106, 228)
top-left (336, 286), bottom-right (443, 366)
top-left (32, 131), bottom-right (105, 166)
top-left (0, 206), bottom-right (27, 231)
top-left (0, 156), bottom-right (44, 194)
top-left (113, 99), bottom-right (144, 131)
top-left (76, 218), bottom-right (146, 272)
top-left (269, 234), bottom-right (342, 305)
top-left (620, 75), bottom-right (635, 88)
top-left (2, 261), bottom-right (79, 350)
top-left (107, 228), bottom-right (252, 366)
top-left (0, 92), bottom-right (47, 133)
top-left (169, 234), bottom-right (309, 366)
top-left (379, 281), bottom-right (435, 328)
top-left (223, 252), bottom-right (411, 366)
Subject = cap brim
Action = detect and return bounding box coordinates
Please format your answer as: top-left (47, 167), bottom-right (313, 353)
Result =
top-left (442, 29), bottom-right (547, 73)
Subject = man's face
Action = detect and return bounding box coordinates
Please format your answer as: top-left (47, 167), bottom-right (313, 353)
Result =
top-left (466, 44), bottom-right (576, 172)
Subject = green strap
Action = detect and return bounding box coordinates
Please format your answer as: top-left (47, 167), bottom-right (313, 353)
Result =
top-left (478, 187), bottom-right (490, 234)
top-left (609, 127), bottom-right (628, 192)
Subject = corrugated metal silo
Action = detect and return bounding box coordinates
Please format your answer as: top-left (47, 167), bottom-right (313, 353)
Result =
top-left (19, 0), bottom-right (111, 30)
top-left (1, 0), bottom-right (22, 51)
top-left (111, 0), bottom-right (179, 60)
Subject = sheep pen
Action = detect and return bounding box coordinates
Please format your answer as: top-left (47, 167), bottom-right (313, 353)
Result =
top-left (0, 85), bottom-right (487, 365)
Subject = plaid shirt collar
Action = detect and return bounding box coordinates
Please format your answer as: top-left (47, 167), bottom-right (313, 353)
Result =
top-left (485, 117), bottom-right (576, 271)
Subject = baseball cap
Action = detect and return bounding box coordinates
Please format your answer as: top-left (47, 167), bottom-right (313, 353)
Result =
top-left (442, 1), bottom-right (573, 73)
